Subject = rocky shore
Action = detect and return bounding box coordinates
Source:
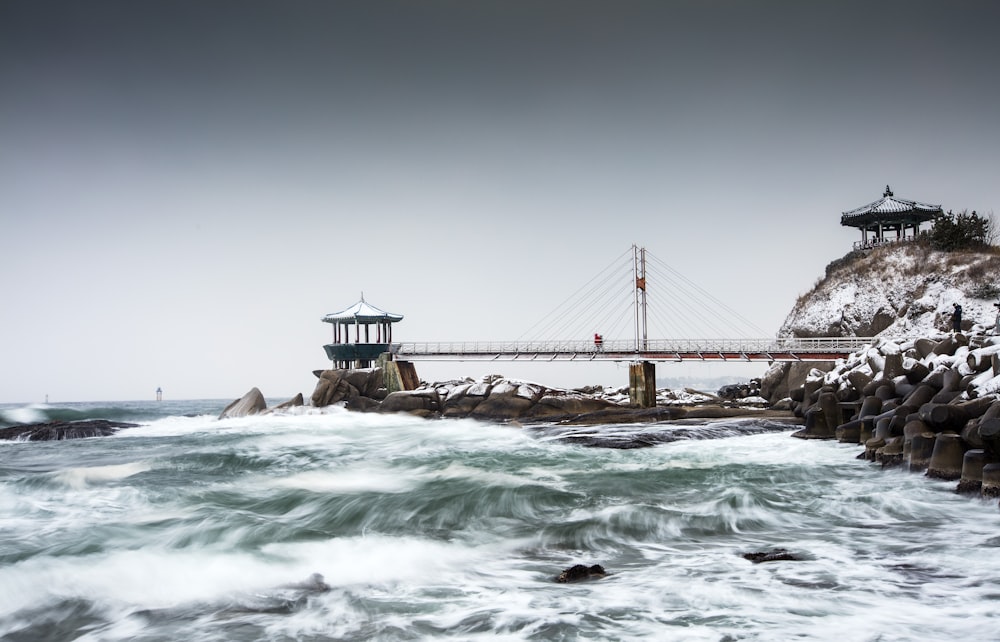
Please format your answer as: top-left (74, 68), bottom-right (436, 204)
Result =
top-left (218, 368), bottom-right (782, 427)
top-left (781, 329), bottom-right (1000, 499)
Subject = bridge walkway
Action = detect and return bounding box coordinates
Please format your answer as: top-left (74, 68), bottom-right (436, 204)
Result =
top-left (393, 337), bottom-right (873, 363)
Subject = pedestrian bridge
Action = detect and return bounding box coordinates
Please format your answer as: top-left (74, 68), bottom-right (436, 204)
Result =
top-left (394, 336), bottom-right (872, 363)
top-left (324, 246), bottom-right (877, 406)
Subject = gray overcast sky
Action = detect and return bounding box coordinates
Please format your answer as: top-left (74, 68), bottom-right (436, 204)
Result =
top-left (2, 0), bottom-right (998, 403)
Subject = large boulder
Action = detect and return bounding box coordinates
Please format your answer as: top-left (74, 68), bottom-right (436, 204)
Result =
top-left (761, 361), bottom-right (832, 406)
top-left (440, 380), bottom-right (493, 418)
top-left (219, 387), bottom-right (267, 419)
top-left (525, 392), bottom-right (616, 419)
top-left (311, 371), bottom-right (361, 407)
top-left (379, 389), bottom-right (441, 416)
top-left (338, 368), bottom-right (383, 397)
top-left (470, 381), bottom-right (543, 420)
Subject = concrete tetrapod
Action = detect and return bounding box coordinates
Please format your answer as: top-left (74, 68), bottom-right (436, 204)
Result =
top-left (926, 433), bottom-right (967, 480)
top-left (957, 449), bottom-right (988, 495)
top-left (908, 432), bottom-right (937, 473)
top-left (980, 463), bottom-right (1000, 499)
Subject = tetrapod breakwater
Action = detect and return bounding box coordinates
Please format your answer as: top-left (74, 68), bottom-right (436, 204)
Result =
top-left (787, 331), bottom-right (1000, 501)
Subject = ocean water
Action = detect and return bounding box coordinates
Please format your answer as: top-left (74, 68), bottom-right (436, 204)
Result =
top-left (1, 401), bottom-right (999, 641)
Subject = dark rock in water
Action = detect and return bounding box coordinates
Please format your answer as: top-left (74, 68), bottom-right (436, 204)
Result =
top-left (556, 564), bottom-right (607, 583)
top-left (742, 548), bottom-right (802, 563)
top-left (533, 418), bottom-right (796, 450)
top-left (0, 419), bottom-right (138, 441)
top-left (558, 406), bottom-right (686, 426)
top-left (281, 572), bottom-right (331, 593)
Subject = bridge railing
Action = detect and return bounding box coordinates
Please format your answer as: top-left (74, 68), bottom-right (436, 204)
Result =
top-left (392, 337), bottom-right (876, 358)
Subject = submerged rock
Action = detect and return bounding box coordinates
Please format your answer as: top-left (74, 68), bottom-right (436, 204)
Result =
top-left (0, 419), bottom-right (138, 441)
top-left (742, 549), bottom-right (802, 563)
top-left (556, 564), bottom-right (607, 583)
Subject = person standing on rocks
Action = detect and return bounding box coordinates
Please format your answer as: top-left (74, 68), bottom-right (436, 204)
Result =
top-left (951, 303), bottom-right (963, 333)
top-left (993, 301), bottom-right (1000, 334)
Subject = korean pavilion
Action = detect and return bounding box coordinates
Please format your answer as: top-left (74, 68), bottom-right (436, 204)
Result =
top-left (321, 295), bottom-right (403, 369)
top-left (841, 185), bottom-right (943, 250)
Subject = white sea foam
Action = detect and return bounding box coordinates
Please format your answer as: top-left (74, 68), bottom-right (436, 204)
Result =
top-left (5, 416), bottom-right (1000, 641)
top-left (0, 404), bottom-right (48, 425)
top-left (52, 461), bottom-right (152, 489)
top-left (272, 468), bottom-right (416, 494)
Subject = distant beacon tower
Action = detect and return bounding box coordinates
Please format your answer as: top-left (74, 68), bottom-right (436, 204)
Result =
top-left (321, 294), bottom-right (403, 369)
top-left (840, 185), bottom-right (943, 251)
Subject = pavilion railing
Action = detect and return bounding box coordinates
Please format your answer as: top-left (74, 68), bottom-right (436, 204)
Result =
top-left (852, 236), bottom-right (921, 252)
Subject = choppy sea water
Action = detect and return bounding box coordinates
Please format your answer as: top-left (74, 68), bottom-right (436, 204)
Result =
top-left (2, 400), bottom-right (1000, 641)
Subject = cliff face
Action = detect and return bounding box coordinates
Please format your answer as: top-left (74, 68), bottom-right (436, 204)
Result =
top-left (762, 243), bottom-right (1000, 404)
top-left (779, 244), bottom-right (1000, 339)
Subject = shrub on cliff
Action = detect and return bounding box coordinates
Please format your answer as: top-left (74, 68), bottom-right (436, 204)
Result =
top-left (923, 209), bottom-right (995, 251)
top-left (824, 249), bottom-right (866, 279)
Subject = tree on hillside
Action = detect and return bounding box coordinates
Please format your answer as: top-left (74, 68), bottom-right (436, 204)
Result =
top-left (925, 209), bottom-right (995, 251)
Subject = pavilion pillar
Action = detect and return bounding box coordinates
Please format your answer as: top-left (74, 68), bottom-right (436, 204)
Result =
top-left (629, 361), bottom-right (657, 408)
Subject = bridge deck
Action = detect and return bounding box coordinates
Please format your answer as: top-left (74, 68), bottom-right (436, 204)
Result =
top-left (393, 338), bottom-right (872, 363)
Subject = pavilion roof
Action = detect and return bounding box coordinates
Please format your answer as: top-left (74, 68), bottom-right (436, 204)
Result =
top-left (321, 297), bottom-right (403, 324)
top-left (841, 185), bottom-right (942, 228)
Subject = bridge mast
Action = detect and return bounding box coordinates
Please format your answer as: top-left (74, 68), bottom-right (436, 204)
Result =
top-left (630, 245), bottom-right (656, 407)
top-left (633, 244), bottom-right (648, 352)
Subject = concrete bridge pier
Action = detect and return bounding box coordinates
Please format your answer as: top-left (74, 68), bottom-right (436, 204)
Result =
top-left (629, 361), bottom-right (657, 408)
top-left (378, 353), bottom-right (420, 392)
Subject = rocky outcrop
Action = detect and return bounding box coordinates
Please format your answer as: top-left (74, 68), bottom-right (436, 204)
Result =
top-left (219, 389), bottom-right (306, 419)
top-left (379, 389), bottom-right (441, 417)
top-left (265, 393), bottom-right (304, 414)
top-left (310, 368), bottom-right (385, 407)
top-left (219, 387), bottom-right (267, 419)
top-left (761, 361), bottom-right (834, 407)
top-left (785, 329), bottom-right (1000, 500)
top-left (300, 366), bottom-right (774, 424)
top-left (0, 419), bottom-right (138, 441)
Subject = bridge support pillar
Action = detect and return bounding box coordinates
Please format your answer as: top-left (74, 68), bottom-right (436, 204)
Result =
top-left (629, 361), bottom-right (657, 408)
top-left (379, 353), bottom-right (420, 392)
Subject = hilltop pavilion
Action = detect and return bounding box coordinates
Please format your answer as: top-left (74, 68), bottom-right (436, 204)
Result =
top-left (841, 185), bottom-right (943, 250)
top-left (321, 295), bottom-right (403, 368)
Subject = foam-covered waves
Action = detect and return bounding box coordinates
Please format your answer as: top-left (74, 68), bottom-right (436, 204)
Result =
top-left (2, 405), bottom-right (1000, 640)
top-left (0, 399), bottom-right (226, 428)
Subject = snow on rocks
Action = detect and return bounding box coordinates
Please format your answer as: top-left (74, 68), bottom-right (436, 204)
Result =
top-left (299, 368), bottom-right (778, 425)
